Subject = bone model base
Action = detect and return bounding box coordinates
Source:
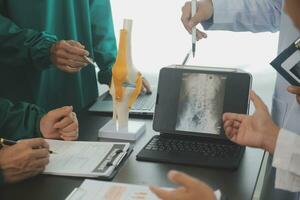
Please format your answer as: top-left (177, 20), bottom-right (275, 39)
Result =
top-left (98, 120), bottom-right (146, 141)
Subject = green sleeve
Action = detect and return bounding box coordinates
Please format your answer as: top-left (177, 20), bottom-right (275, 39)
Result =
top-left (0, 13), bottom-right (57, 70)
top-left (0, 98), bottom-right (45, 140)
top-left (0, 169), bottom-right (4, 186)
top-left (90, 0), bottom-right (117, 85)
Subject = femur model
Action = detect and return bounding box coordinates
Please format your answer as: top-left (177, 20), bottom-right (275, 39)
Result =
top-left (110, 19), bottom-right (143, 127)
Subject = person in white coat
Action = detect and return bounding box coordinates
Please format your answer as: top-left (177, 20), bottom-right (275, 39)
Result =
top-left (149, 0), bottom-right (300, 199)
top-left (181, 0), bottom-right (300, 199)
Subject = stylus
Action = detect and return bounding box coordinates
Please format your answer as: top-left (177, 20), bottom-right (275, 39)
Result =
top-left (182, 49), bottom-right (192, 65)
top-left (191, 0), bottom-right (197, 58)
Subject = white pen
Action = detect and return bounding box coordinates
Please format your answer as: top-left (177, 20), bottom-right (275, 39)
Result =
top-left (191, 0), bottom-right (197, 58)
top-left (84, 56), bottom-right (99, 69)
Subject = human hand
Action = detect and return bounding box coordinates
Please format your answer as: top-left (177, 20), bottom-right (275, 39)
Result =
top-left (181, 0), bottom-right (213, 40)
top-left (40, 106), bottom-right (79, 141)
top-left (50, 40), bottom-right (89, 73)
top-left (223, 91), bottom-right (280, 154)
top-left (142, 77), bottom-right (152, 94)
top-left (150, 170), bottom-right (216, 200)
top-left (287, 86), bottom-right (300, 105)
top-left (0, 138), bottom-right (49, 183)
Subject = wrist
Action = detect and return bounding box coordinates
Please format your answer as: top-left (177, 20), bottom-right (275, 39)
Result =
top-left (262, 123), bottom-right (280, 154)
top-left (39, 115), bottom-right (46, 138)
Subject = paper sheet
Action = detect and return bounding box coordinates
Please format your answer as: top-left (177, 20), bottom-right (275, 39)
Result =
top-left (66, 180), bottom-right (159, 200)
top-left (44, 139), bottom-right (129, 177)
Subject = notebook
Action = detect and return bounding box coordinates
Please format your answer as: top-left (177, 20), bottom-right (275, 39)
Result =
top-left (43, 139), bottom-right (132, 180)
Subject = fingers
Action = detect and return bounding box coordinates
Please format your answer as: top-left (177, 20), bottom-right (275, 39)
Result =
top-left (224, 126), bottom-right (239, 141)
top-left (56, 112), bottom-right (78, 141)
top-left (30, 148), bottom-right (50, 159)
top-left (48, 106), bottom-right (73, 122)
top-left (287, 86), bottom-right (300, 104)
top-left (287, 86), bottom-right (300, 95)
top-left (68, 40), bottom-right (85, 49)
top-left (59, 121), bottom-right (79, 141)
top-left (142, 77), bottom-right (152, 94)
top-left (222, 112), bottom-right (245, 123)
top-left (196, 29), bottom-right (207, 40)
top-left (51, 40), bottom-right (90, 72)
top-left (223, 120), bottom-right (239, 142)
top-left (54, 115), bottom-right (74, 129)
top-left (181, 2), bottom-right (192, 33)
top-left (168, 170), bottom-right (199, 189)
top-left (55, 40), bottom-right (89, 57)
top-left (55, 51), bottom-right (87, 65)
top-left (150, 186), bottom-right (176, 200)
top-left (60, 133), bottom-right (78, 141)
top-left (250, 90), bottom-right (268, 112)
top-left (60, 121), bottom-right (78, 133)
top-left (27, 157), bottom-right (49, 169)
top-left (21, 138), bottom-right (49, 149)
top-left (57, 65), bottom-right (82, 73)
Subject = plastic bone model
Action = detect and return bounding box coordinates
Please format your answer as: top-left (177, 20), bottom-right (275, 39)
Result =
top-left (110, 19), bottom-right (143, 127)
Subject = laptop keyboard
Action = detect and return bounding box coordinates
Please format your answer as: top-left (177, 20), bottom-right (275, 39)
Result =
top-left (144, 137), bottom-right (240, 158)
top-left (131, 93), bottom-right (156, 110)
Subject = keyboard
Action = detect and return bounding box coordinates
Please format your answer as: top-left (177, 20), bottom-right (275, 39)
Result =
top-left (144, 136), bottom-right (241, 158)
top-left (131, 93), bottom-right (156, 110)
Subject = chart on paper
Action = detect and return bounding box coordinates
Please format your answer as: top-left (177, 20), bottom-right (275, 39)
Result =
top-left (65, 180), bottom-right (160, 200)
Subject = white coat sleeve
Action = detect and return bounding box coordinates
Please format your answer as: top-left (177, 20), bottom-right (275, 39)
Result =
top-left (202, 0), bottom-right (282, 33)
top-left (272, 129), bottom-right (300, 192)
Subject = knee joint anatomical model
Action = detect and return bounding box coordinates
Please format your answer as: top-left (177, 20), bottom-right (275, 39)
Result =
top-left (110, 19), bottom-right (143, 127)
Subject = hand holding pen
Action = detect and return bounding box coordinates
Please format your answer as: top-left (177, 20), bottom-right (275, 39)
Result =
top-left (181, 0), bottom-right (213, 41)
top-left (50, 40), bottom-right (90, 73)
top-left (0, 138), bottom-right (50, 183)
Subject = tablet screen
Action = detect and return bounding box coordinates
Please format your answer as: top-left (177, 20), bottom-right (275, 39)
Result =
top-left (175, 73), bottom-right (227, 135)
top-left (153, 66), bottom-right (251, 139)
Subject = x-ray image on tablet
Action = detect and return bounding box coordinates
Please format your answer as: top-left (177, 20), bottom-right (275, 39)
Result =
top-left (175, 73), bottom-right (226, 135)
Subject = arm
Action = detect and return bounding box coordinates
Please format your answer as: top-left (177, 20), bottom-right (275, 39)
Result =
top-left (272, 129), bottom-right (300, 192)
top-left (0, 14), bottom-right (57, 70)
top-left (0, 98), bottom-right (44, 140)
top-left (90, 0), bottom-right (117, 85)
top-left (204, 0), bottom-right (282, 32)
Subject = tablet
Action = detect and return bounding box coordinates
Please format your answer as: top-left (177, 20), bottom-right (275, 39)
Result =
top-left (153, 65), bottom-right (252, 140)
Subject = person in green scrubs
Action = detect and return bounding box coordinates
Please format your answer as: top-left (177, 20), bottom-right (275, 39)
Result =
top-left (0, 0), bottom-right (137, 112)
top-left (0, 98), bottom-right (79, 184)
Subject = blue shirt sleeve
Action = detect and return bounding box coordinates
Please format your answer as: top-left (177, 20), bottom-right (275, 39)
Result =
top-left (202, 0), bottom-right (282, 33)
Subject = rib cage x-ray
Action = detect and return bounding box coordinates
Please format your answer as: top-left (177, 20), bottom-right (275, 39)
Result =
top-left (176, 73), bottom-right (226, 135)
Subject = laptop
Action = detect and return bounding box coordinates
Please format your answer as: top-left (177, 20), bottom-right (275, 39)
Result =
top-left (89, 87), bottom-right (157, 118)
top-left (136, 65), bottom-right (252, 169)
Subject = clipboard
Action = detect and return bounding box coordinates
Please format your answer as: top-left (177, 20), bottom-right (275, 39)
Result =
top-left (97, 145), bottom-right (133, 181)
top-left (270, 37), bottom-right (300, 86)
top-left (43, 140), bottom-right (133, 180)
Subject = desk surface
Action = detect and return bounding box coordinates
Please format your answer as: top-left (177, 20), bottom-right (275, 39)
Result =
top-left (0, 110), bottom-right (264, 200)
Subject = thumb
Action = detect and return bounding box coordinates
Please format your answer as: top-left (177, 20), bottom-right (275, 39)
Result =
top-left (48, 106), bottom-right (73, 119)
top-left (168, 170), bottom-right (198, 189)
top-left (250, 91), bottom-right (268, 112)
top-left (189, 3), bottom-right (212, 28)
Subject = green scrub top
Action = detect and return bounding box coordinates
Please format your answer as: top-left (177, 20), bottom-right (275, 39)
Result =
top-left (0, 0), bottom-right (117, 112)
top-left (0, 98), bottom-right (44, 185)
